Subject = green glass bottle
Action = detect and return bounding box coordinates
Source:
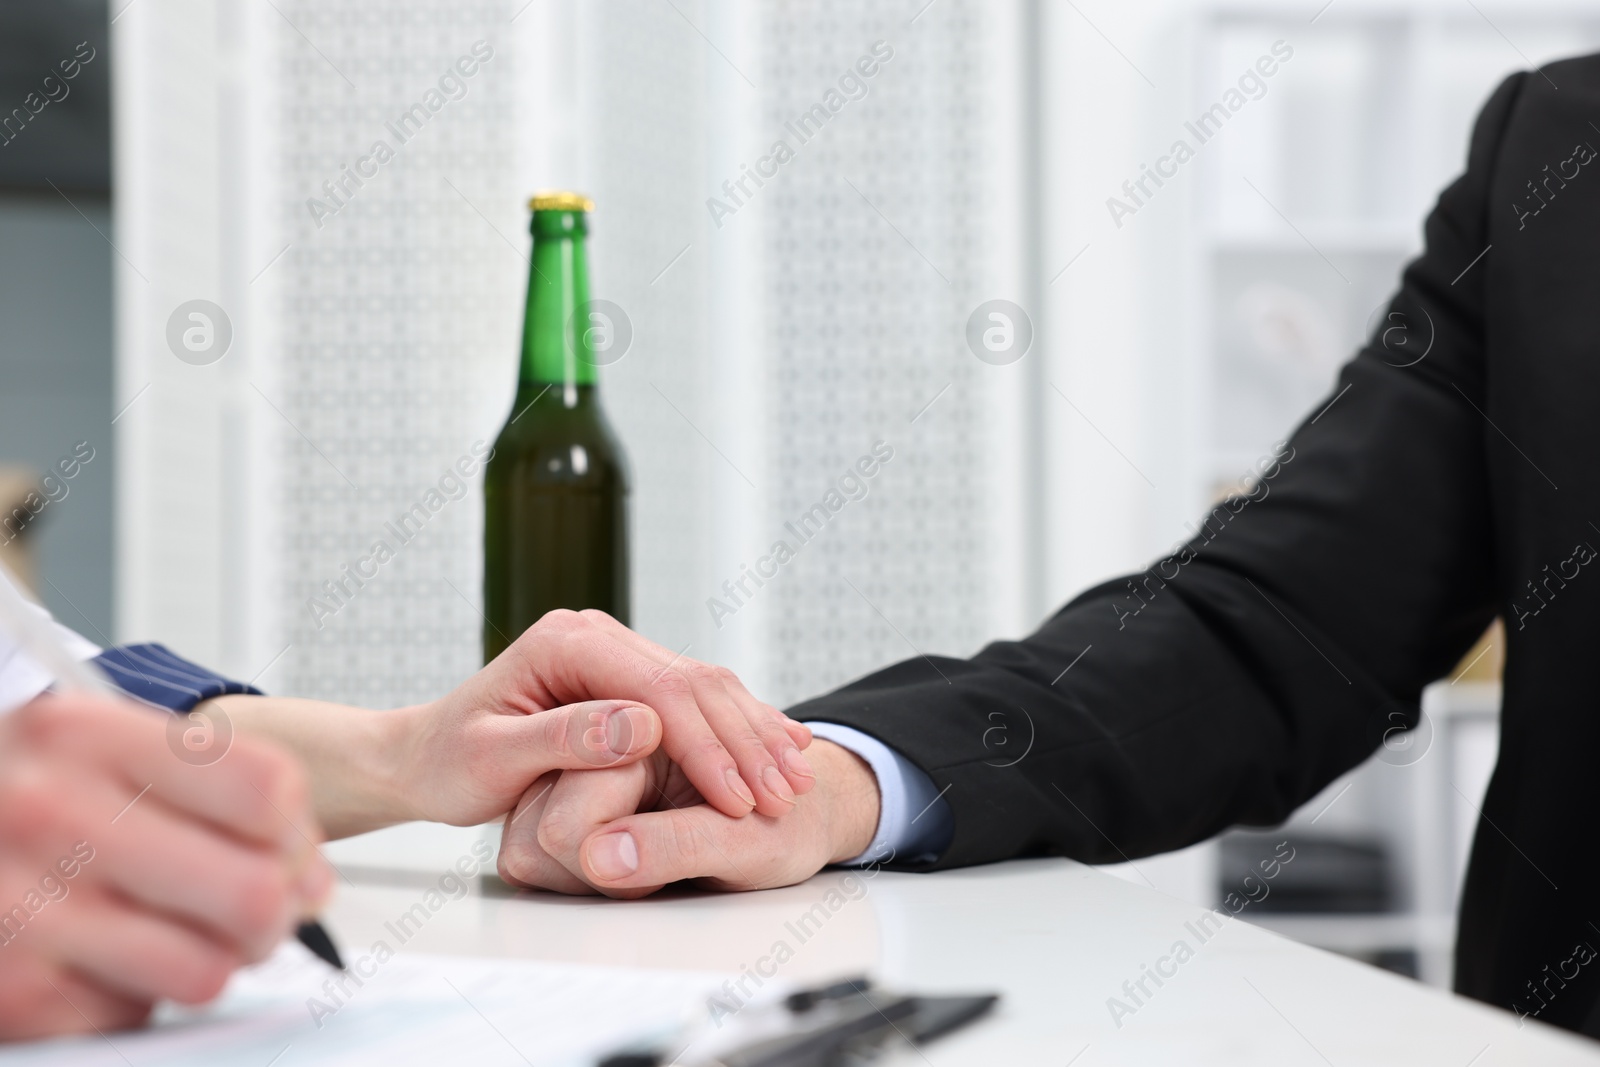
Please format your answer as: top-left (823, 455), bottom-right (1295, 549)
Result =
top-left (483, 192), bottom-right (630, 662)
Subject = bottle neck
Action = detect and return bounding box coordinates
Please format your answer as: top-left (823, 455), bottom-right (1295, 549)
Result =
top-left (519, 210), bottom-right (596, 387)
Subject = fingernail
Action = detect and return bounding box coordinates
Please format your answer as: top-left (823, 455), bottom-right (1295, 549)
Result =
top-left (782, 746), bottom-right (815, 781)
top-left (762, 765), bottom-right (796, 805)
top-left (608, 706), bottom-right (649, 755)
top-left (725, 767), bottom-right (757, 808)
top-left (588, 832), bottom-right (639, 881)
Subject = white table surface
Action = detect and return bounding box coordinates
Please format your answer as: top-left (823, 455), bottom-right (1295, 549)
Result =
top-left (319, 857), bottom-right (1600, 1065)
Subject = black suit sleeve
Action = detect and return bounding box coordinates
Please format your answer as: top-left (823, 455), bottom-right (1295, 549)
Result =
top-left (789, 72), bottom-right (1528, 871)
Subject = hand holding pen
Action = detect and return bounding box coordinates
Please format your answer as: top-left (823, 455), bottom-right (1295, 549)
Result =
top-left (0, 563), bottom-right (341, 1041)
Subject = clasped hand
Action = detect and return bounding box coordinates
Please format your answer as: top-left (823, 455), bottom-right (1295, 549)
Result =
top-left (217, 608), bottom-right (880, 897)
top-left (450, 610), bottom-right (881, 897)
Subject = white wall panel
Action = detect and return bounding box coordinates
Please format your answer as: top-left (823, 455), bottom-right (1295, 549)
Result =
top-left (114, 0), bottom-right (269, 676)
top-left (752, 1), bottom-right (1028, 706)
top-left (265, 1), bottom-right (518, 709)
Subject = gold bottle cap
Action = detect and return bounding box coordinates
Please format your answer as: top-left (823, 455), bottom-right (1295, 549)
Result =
top-left (528, 190), bottom-right (595, 213)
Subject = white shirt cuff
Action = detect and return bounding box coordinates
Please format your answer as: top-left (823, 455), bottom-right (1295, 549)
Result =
top-left (806, 721), bottom-right (953, 867)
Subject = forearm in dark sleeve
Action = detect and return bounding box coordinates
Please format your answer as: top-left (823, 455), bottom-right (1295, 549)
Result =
top-left (790, 71), bottom-right (1526, 872)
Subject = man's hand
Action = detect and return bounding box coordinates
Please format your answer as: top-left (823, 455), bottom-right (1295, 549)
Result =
top-left (0, 695), bottom-right (331, 1041)
top-left (495, 739), bottom-right (882, 897)
top-left (217, 609), bottom-right (814, 838)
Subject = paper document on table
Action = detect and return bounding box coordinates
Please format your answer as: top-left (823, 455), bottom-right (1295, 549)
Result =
top-left (0, 943), bottom-right (731, 1067)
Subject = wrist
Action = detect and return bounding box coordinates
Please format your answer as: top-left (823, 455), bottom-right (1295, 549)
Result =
top-left (811, 739), bottom-right (880, 864)
top-left (215, 695), bottom-right (420, 839)
top-left (309, 702), bottom-right (420, 836)
top-left (375, 702), bottom-right (431, 827)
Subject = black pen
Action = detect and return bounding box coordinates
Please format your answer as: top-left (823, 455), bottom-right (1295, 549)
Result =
top-left (297, 920), bottom-right (344, 969)
top-left (599, 978), bottom-right (999, 1067)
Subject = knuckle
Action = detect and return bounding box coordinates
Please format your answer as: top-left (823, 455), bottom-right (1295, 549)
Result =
top-left (534, 811), bottom-right (580, 858)
top-left (21, 979), bottom-right (69, 1020)
top-left (577, 608), bottom-right (615, 627)
top-left (496, 838), bottom-right (540, 886)
top-left (261, 753), bottom-right (310, 815)
top-left (167, 947), bottom-right (238, 1003)
top-left (731, 725), bottom-right (770, 756)
top-left (495, 852), bottom-right (524, 886)
top-left (10, 700), bottom-right (62, 746)
top-left (539, 710), bottom-right (578, 759)
top-left (0, 976), bottom-right (89, 1039)
top-left (238, 782), bottom-right (313, 845)
top-left (229, 736), bottom-right (297, 792)
top-left (0, 768), bottom-right (78, 846)
top-left (0, 766), bottom-right (51, 818)
top-left (754, 715), bottom-right (792, 745)
top-left (98, 999), bottom-right (155, 1033)
top-left (648, 671), bottom-right (693, 704)
top-left (537, 608), bottom-right (585, 636)
top-left (12, 699), bottom-right (107, 756)
top-left (231, 869), bottom-right (289, 939)
top-left (684, 662), bottom-right (720, 688)
top-left (668, 819), bottom-right (703, 869)
top-left (691, 736), bottom-right (729, 766)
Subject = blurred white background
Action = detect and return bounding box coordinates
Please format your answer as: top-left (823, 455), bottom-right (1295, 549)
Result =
top-left (5, 0), bottom-right (1598, 988)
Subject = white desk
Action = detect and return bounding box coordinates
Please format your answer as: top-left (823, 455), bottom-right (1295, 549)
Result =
top-left (319, 857), bottom-right (1600, 1065)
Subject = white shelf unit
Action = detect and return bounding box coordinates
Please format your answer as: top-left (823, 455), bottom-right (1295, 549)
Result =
top-left (1184, 2), bottom-right (1599, 985)
top-left (1191, 4), bottom-right (1600, 503)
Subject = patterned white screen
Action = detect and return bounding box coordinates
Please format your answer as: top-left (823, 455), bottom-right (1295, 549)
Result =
top-left (571, 0), bottom-right (1030, 709)
top-left (755, 2), bottom-right (1020, 706)
top-left (569, 0), bottom-right (719, 682)
top-left (270, 0), bottom-right (521, 709)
